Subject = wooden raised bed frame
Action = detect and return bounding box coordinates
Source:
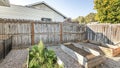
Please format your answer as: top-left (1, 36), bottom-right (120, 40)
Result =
top-left (0, 35), bottom-right (12, 63)
top-left (79, 40), bottom-right (120, 57)
top-left (61, 44), bottom-right (105, 68)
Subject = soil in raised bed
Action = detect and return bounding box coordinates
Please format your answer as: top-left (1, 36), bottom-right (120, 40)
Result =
top-left (65, 44), bottom-right (96, 60)
top-left (78, 42), bottom-right (105, 55)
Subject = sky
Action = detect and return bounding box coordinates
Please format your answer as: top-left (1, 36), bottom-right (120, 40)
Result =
top-left (9, 0), bottom-right (96, 18)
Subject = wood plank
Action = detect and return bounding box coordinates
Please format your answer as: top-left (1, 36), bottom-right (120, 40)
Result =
top-left (72, 42), bottom-right (101, 56)
top-left (65, 44), bottom-right (96, 60)
top-left (31, 22), bottom-right (34, 45)
top-left (75, 40), bottom-right (120, 57)
top-left (60, 23), bottom-right (63, 43)
top-left (87, 24), bottom-right (120, 45)
top-left (61, 44), bottom-right (105, 68)
top-left (0, 19), bottom-right (86, 47)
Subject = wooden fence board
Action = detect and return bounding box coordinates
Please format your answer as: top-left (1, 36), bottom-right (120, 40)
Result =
top-left (0, 19), bottom-right (86, 48)
top-left (87, 24), bottom-right (120, 45)
top-left (1, 18), bottom-right (120, 48)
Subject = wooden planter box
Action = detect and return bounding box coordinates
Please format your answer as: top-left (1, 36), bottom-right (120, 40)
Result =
top-left (0, 35), bottom-right (12, 63)
top-left (79, 40), bottom-right (120, 57)
top-left (98, 45), bottom-right (120, 57)
top-left (61, 44), bottom-right (105, 68)
top-left (47, 48), bottom-right (64, 68)
top-left (71, 43), bottom-right (100, 56)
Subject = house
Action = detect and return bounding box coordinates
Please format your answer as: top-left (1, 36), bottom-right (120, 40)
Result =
top-left (0, 1), bottom-right (67, 22)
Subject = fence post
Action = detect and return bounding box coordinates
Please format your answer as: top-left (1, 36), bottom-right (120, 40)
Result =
top-left (31, 22), bottom-right (34, 45)
top-left (60, 23), bottom-right (63, 43)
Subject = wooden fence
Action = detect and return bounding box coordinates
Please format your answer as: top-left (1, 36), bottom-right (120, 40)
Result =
top-left (0, 19), bottom-right (86, 48)
top-left (86, 24), bottom-right (120, 45)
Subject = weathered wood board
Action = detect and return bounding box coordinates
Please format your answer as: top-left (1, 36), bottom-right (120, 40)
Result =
top-left (0, 19), bottom-right (86, 48)
top-left (61, 44), bottom-right (105, 68)
top-left (98, 45), bottom-right (120, 57)
top-left (87, 24), bottom-right (120, 45)
top-left (72, 43), bottom-right (101, 56)
top-left (88, 40), bottom-right (120, 57)
top-left (0, 35), bottom-right (12, 63)
top-left (62, 23), bottom-right (86, 43)
top-left (75, 40), bottom-right (120, 57)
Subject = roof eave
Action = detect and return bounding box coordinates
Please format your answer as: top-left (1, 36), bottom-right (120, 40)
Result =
top-left (25, 1), bottom-right (67, 19)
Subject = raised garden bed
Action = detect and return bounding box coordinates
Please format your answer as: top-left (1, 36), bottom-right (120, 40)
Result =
top-left (98, 45), bottom-right (120, 57)
top-left (65, 44), bottom-right (96, 60)
top-left (71, 42), bottom-right (101, 56)
top-left (0, 49), bottom-right (29, 68)
top-left (29, 41), bottom-right (64, 68)
top-left (80, 40), bottom-right (120, 57)
top-left (0, 35), bottom-right (12, 63)
top-left (61, 44), bottom-right (105, 68)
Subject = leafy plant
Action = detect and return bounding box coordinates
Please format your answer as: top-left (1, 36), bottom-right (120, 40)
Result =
top-left (94, 0), bottom-right (120, 23)
top-left (29, 41), bottom-right (63, 68)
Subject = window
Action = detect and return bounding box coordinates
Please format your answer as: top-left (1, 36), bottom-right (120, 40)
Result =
top-left (41, 18), bottom-right (52, 22)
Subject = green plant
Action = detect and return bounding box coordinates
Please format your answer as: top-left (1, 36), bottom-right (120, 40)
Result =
top-left (29, 41), bottom-right (63, 68)
top-left (94, 0), bottom-right (120, 23)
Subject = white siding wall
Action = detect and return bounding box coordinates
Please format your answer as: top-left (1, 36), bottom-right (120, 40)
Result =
top-left (0, 5), bottom-right (65, 22)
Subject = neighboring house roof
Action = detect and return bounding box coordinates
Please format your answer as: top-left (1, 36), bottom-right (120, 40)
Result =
top-left (0, 0), bottom-right (10, 6)
top-left (26, 1), bottom-right (67, 19)
top-left (0, 4), bottom-right (66, 22)
top-left (0, 1), bottom-right (67, 22)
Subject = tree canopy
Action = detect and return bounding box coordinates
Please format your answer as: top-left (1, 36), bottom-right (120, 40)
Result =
top-left (85, 13), bottom-right (97, 23)
top-left (94, 0), bottom-right (120, 23)
top-left (72, 16), bottom-right (85, 23)
top-left (73, 13), bottom-right (97, 23)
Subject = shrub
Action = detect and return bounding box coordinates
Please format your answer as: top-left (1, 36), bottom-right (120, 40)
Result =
top-left (29, 41), bottom-right (62, 68)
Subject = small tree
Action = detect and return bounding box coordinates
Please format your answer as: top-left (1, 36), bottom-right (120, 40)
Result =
top-left (85, 13), bottom-right (97, 23)
top-left (72, 16), bottom-right (85, 24)
top-left (94, 0), bottom-right (120, 23)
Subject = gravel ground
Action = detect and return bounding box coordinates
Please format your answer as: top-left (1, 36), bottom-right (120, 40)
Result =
top-left (0, 49), bottom-right (29, 68)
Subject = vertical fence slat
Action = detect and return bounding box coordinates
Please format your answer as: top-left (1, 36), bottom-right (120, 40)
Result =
top-left (0, 19), bottom-right (86, 47)
top-left (87, 24), bottom-right (120, 45)
top-left (60, 23), bottom-right (63, 43)
top-left (31, 22), bottom-right (34, 45)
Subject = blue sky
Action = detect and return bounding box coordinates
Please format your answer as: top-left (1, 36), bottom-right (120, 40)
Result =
top-left (9, 0), bottom-right (96, 18)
